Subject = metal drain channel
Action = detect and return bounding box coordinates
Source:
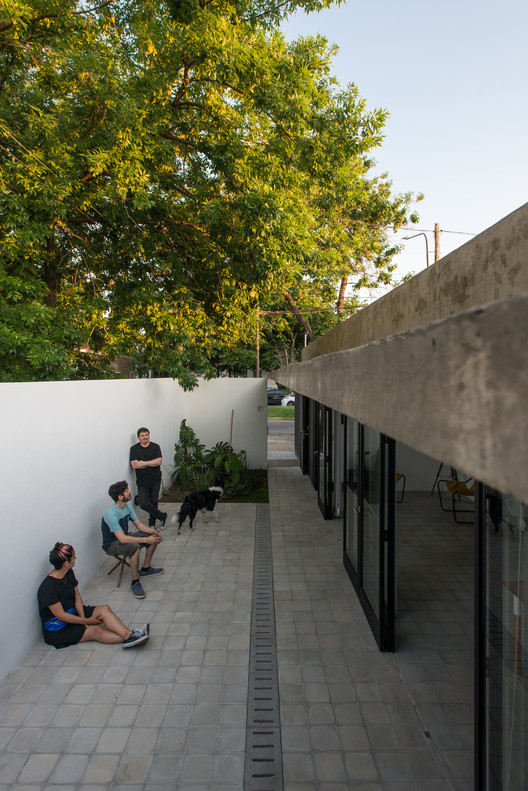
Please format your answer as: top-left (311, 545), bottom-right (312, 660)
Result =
top-left (244, 504), bottom-right (283, 791)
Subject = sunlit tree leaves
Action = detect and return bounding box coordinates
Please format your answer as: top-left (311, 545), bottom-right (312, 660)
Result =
top-left (0, 0), bottom-right (419, 383)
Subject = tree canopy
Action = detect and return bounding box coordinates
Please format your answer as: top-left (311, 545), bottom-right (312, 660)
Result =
top-left (0, 0), bottom-right (420, 385)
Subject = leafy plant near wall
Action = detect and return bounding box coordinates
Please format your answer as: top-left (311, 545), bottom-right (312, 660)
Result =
top-left (204, 442), bottom-right (251, 496)
top-left (172, 420), bottom-right (212, 491)
top-left (172, 421), bottom-right (250, 496)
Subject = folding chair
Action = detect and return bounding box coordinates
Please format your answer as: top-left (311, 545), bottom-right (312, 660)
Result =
top-left (437, 478), bottom-right (475, 523)
top-left (107, 553), bottom-right (130, 587)
top-left (102, 515), bottom-right (132, 588)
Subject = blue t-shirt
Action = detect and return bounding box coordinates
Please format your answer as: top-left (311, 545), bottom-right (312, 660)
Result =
top-left (101, 502), bottom-right (138, 552)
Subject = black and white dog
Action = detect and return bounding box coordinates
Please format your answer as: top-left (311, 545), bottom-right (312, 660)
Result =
top-left (176, 485), bottom-right (223, 532)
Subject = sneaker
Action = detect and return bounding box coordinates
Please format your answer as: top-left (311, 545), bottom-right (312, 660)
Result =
top-left (139, 566), bottom-right (164, 577)
top-left (131, 580), bottom-right (146, 599)
top-left (131, 623), bottom-right (151, 636)
top-left (122, 628), bottom-right (149, 648)
top-left (159, 512), bottom-right (168, 530)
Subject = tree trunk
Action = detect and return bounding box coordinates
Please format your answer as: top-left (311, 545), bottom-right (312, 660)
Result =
top-left (336, 274), bottom-right (348, 314)
top-left (283, 291), bottom-right (315, 341)
top-left (289, 333), bottom-right (297, 365)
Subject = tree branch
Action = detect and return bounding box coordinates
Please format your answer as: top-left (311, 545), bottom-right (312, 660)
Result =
top-left (283, 291), bottom-right (315, 341)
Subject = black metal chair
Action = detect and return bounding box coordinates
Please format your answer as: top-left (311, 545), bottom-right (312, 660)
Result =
top-left (437, 477), bottom-right (475, 523)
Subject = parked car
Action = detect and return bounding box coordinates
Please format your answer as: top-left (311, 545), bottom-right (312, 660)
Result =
top-left (281, 393), bottom-right (295, 407)
top-left (267, 389), bottom-right (287, 405)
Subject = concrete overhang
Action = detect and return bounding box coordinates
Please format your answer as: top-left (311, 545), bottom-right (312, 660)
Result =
top-left (272, 294), bottom-right (528, 505)
top-left (302, 202), bottom-right (528, 360)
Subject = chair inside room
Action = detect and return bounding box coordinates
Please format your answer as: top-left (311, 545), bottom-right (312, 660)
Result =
top-left (437, 476), bottom-right (475, 523)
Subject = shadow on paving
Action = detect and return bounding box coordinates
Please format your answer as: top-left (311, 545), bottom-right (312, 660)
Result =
top-left (0, 469), bottom-right (473, 790)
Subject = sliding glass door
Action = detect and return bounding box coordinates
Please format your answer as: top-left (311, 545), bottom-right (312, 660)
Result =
top-left (344, 417), bottom-right (360, 589)
top-left (297, 395), bottom-right (310, 475)
top-left (476, 486), bottom-right (528, 789)
top-left (307, 399), bottom-right (318, 488)
top-left (344, 419), bottom-right (395, 651)
top-left (316, 404), bottom-right (333, 519)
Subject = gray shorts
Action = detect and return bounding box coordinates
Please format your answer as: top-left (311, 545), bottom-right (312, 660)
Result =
top-left (106, 531), bottom-right (150, 558)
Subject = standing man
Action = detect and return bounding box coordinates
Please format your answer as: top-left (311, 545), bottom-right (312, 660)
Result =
top-left (130, 426), bottom-right (168, 530)
top-left (102, 480), bottom-right (164, 600)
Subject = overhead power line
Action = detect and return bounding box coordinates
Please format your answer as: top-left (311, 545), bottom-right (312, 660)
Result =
top-left (393, 226), bottom-right (475, 236)
top-left (438, 229), bottom-right (476, 235)
top-left (260, 309), bottom-right (340, 314)
top-left (345, 218), bottom-right (476, 236)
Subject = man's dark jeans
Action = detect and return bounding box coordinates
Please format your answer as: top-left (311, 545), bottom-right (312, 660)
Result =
top-left (138, 481), bottom-right (164, 526)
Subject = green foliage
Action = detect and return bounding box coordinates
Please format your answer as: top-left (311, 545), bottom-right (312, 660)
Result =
top-left (172, 420), bottom-right (250, 496)
top-left (204, 441), bottom-right (251, 496)
top-left (0, 0), bottom-right (421, 383)
top-left (172, 419), bottom-right (212, 490)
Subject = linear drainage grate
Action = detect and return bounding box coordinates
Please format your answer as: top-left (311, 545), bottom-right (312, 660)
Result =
top-left (244, 504), bottom-right (283, 791)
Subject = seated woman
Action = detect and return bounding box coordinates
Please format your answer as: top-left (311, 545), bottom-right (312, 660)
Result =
top-left (38, 542), bottom-right (149, 649)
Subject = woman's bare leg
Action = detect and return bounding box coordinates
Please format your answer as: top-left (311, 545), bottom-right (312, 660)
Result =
top-left (80, 625), bottom-right (123, 644)
top-left (87, 604), bottom-right (130, 641)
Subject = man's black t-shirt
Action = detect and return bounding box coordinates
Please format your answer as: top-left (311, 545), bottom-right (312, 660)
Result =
top-left (129, 441), bottom-right (162, 486)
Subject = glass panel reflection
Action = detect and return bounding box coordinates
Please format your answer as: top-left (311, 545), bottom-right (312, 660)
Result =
top-left (318, 404), bottom-right (325, 508)
top-left (345, 419), bottom-right (359, 571)
top-left (485, 488), bottom-right (528, 789)
top-left (362, 425), bottom-right (381, 614)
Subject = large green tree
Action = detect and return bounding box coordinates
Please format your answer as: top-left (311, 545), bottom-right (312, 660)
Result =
top-left (0, 0), bottom-right (419, 385)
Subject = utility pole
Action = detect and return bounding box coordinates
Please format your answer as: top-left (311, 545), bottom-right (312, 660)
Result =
top-left (434, 223), bottom-right (441, 262)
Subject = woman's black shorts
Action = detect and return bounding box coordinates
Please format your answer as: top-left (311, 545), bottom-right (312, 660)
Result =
top-left (42, 605), bottom-right (96, 649)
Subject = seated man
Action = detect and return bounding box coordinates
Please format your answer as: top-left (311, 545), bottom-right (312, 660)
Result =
top-left (102, 480), bottom-right (164, 599)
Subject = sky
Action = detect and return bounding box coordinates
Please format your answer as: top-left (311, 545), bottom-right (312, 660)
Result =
top-left (280, 0), bottom-right (528, 287)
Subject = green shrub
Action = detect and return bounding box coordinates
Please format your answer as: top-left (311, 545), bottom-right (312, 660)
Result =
top-left (172, 420), bottom-right (215, 491)
top-left (172, 422), bottom-right (250, 496)
top-left (204, 441), bottom-right (251, 496)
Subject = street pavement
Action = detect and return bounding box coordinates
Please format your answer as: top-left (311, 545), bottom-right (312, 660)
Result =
top-left (268, 419), bottom-right (295, 466)
top-left (268, 419), bottom-right (294, 436)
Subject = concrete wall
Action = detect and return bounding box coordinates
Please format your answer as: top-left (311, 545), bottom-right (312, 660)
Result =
top-left (275, 295), bottom-right (528, 506)
top-left (0, 377), bottom-right (266, 681)
top-left (273, 204), bottom-right (528, 505)
top-left (303, 201), bottom-right (528, 360)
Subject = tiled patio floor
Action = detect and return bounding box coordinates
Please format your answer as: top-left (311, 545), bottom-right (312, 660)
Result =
top-left (0, 468), bottom-right (474, 790)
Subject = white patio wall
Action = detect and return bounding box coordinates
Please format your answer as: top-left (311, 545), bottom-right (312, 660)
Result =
top-left (0, 376), bottom-right (266, 681)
